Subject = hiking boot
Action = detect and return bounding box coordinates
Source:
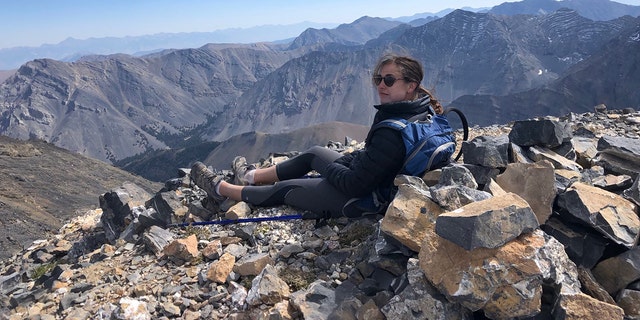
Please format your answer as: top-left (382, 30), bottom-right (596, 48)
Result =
top-left (232, 156), bottom-right (255, 186)
top-left (191, 161), bottom-right (226, 202)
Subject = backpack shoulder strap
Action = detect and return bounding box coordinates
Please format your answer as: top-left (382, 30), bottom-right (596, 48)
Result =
top-left (371, 117), bottom-right (446, 175)
top-left (371, 118), bottom-right (408, 131)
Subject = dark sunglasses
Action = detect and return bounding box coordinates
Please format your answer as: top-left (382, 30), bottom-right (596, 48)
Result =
top-left (373, 75), bottom-right (408, 87)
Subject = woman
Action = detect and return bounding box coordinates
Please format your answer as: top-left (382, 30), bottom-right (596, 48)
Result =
top-left (192, 54), bottom-right (443, 219)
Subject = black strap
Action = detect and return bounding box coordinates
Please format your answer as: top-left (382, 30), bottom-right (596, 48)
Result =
top-left (443, 107), bottom-right (469, 161)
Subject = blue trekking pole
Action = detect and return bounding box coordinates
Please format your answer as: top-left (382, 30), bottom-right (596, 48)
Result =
top-left (167, 214), bottom-right (304, 228)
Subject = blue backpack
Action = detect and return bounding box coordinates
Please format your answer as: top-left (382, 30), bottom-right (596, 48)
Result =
top-left (372, 107), bottom-right (467, 176)
top-left (341, 107), bottom-right (468, 218)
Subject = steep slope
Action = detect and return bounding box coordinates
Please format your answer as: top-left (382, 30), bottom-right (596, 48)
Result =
top-left (0, 135), bottom-right (163, 261)
top-left (401, 9), bottom-right (632, 101)
top-left (0, 44), bottom-right (297, 163)
top-left (206, 49), bottom-right (382, 141)
top-left (450, 23), bottom-right (640, 126)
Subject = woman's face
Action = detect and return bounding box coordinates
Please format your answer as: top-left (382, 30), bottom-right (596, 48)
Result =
top-left (375, 62), bottom-right (416, 104)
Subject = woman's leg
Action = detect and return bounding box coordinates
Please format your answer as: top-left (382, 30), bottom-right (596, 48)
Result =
top-left (245, 146), bottom-right (342, 185)
top-left (214, 178), bottom-right (377, 219)
top-left (239, 178), bottom-right (351, 218)
top-left (275, 146), bottom-right (342, 180)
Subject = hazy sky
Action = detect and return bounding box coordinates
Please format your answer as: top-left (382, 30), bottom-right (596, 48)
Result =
top-left (2, 0), bottom-right (640, 49)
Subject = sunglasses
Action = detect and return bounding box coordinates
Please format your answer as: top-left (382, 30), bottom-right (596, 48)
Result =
top-left (373, 74), bottom-right (408, 87)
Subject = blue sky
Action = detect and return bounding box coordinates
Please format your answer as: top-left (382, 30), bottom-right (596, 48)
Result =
top-left (2, 0), bottom-right (640, 49)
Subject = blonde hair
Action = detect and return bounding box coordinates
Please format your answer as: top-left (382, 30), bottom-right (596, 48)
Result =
top-left (373, 54), bottom-right (441, 110)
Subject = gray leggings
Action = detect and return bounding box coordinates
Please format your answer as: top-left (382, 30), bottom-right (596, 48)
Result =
top-left (240, 146), bottom-right (352, 218)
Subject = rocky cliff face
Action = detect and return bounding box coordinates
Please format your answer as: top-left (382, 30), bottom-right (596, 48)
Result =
top-left (1, 106), bottom-right (639, 319)
top-left (453, 23), bottom-right (640, 127)
top-left (0, 9), bottom-right (636, 165)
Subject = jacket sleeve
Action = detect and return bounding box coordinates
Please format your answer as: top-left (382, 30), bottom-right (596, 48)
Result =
top-left (324, 127), bottom-right (405, 198)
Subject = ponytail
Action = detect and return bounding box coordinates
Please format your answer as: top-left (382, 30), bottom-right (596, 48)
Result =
top-left (416, 86), bottom-right (443, 114)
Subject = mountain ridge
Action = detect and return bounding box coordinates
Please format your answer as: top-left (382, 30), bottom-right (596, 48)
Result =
top-left (0, 22), bottom-right (337, 70)
top-left (451, 22), bottom-right (640, 126)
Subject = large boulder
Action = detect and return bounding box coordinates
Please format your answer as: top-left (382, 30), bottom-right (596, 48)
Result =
top-left (419, 229), bottom-right (580, 319)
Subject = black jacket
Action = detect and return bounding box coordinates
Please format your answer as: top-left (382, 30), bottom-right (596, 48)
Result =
top-left (324, 96), bottom-right (432, 198)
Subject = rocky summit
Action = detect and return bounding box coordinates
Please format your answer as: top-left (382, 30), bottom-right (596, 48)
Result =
top-left (1, 105), bottom-right (640, 319)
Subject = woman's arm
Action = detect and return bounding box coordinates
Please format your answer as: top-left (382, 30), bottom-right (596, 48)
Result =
top-left (324, 128), bottom-right (405, 198)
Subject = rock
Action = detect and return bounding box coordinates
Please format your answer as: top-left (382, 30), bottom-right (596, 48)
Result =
top-left (592, 246), bottom-right (640, 296)
top-left (556, 182), bottom-right (640, 248)
top-left (233, 253), bottom-right (274, 276)
top-left (430, 185), bottom-right (492, 211)
top-left (99, 182), bottom-right (152, 243)
top-left (541, 218), bottom-right (607, 268)
top-left (526, 146), bottom-right (583, 171)
top-left (594, 104), bottom-right (608, 113)
top-left (291, 280), bottom-right (337, 320)
top-left (163, 234), bottom-right (199, 264)
top-left (508, 118), bottom-right (572, 148)
top-left (510, 142), bottom-right (534, 164)
top-left (225, 201), bottom-right (252, 220)
top-left (142, 225), bottom-right (175, 257)
top-left (4, 110), bottom-right (640, 319)
top-left (482, 178), bottom-right (508, 196)
top-left (356, 299), bottom-right (385, 320)
top-left (116, 297), bottom-right (152, 320)
top-left (592, 174), bottom-right (633, 191)
top-left (595, 135), bottom-right (640, 178)
top-left (577, 266), bottom-right (616, 305)
top-left (246, 264), bottom-right (291, 306)
top-left (380, 178), bottom-right (442, 252)
top-left (616, 289), bottom-right (640, 319)
top-left (624, 175), bottom-right (640, 206)
top-left (495, 161), bottom-right (556, 224)
top-left (437, 164), bottom-right (478, 189)
top-left (206, 252), bottom-right (235, 284)
top-left (202, 239), bottom-right (223, 260)
top-left (419, 229), bottom-right (580, 319)
top-left (146, 191), bottom-right (188, 226)
top-left (461, 135), bottom-right (510, 168)
top-left (462, 164), bottom-right (501, 187)
top-left (552, 292), bottom-right (623, 320)
top-left (381, 258), bottom-right (473, 319)
top-left (188, 200), bottom-right (213, 220)
top-left (0, 272), bottom-right (21, 295)
top-left (435, 193), bottom-right (539, 250)
top-left (279, 243), bottom-right (304, 259)
top-left (571, 135), bottom-right (598, 168)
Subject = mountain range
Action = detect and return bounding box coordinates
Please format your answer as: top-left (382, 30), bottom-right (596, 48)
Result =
top-left (1, 0), bottom-right (639, 182)
top-left (0, 22), bottom-right (338, 71)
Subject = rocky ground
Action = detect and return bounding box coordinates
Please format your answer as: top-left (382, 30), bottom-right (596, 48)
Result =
top-left (0, 137), bottom-right (163, 262)
top-left (1, 105), bottom-right (640, 319)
